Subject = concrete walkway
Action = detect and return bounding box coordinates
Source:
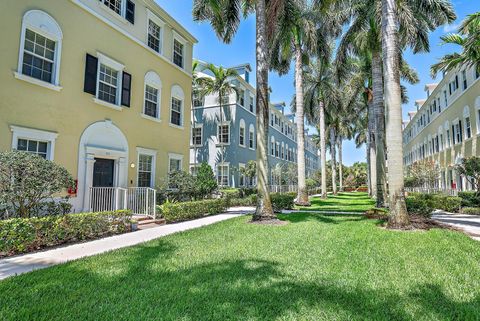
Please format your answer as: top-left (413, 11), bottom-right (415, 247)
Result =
top-left (432, 212), bottom-right (480, 241)
top-left (0, 207), bottom-right (253, 281)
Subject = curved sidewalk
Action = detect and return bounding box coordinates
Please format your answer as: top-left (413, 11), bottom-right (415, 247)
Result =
top-left (0, 207), bottom-right (253, 281)
top-left (432, 212), bottom-right (480, 241)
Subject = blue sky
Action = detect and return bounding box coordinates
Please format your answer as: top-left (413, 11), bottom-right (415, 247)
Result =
top-left (156, 0), bottom-right (480, 165)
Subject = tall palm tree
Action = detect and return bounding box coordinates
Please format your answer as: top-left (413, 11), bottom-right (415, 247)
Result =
top-left (303, 55), bottom-right (340, 199)
top-left (193, 0), bottom-right (278, 220)
top-left (431, 12), bottom-right (480, 77)
top-left (196, 64), bottom-right (239, 168)
top-left (380, 0), bottom-right (455, 227)
top-left (270, 0), bottom-right (343, 205)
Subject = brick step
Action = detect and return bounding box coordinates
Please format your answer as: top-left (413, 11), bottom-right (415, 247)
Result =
top-left (135, 218), bottom-right (166, 226)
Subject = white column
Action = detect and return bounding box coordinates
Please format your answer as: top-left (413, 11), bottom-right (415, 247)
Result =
top-left (82, 153), bottom-right (96, 211)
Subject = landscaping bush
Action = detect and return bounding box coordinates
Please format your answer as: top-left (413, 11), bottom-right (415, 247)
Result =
top-left (406, 194), bottom-right (435, 217)
top-left (219, 188), bottom-right (241, 200)
top-left (462, 207), bottom-right (480, 215)
top-left (458, 191), bottom-right (480, 207)
top-left (239, 188), bottom-right (257, 197)
top-left (0, 210), bottom-right (132, 257)
top-left (433, 195), bottom-right (462, 213)
top-left (159, 199), bottom-right (227, 223)
top-left (271, 193), bottom-right (295, 212)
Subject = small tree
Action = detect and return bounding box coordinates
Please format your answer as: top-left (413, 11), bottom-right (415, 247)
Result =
top-left (0, 151), bottom-right (74, 218)
top-left (240, 160), bottom-right (257, 187)
top-left (195, 162), bottom-right (217, 199)
top-left (408, 160), bottom-right (440, 189)
top-left (456, 157), bottom-right (480, 194)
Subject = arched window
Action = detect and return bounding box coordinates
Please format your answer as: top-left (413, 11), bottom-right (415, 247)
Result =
top-left (239, 119), bottom-right (246, 147)
top-left (143, 71), bottom-right (162, 119)
top-left (17, 10), bottom-right (63, 88)
top-left (281, 142), bottom-right (285, 159)
top-left (248, 124), bottom-right (255, 149)
top-left (170, 85), bottom-right (185, 127)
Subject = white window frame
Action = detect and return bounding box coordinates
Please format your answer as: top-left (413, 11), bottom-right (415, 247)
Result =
top-left (169, 85), bottom-right (185, 128)
top-left (217, 121), bottom-right (231, 145)
top-left (239, 163), bottom-right (246, 187)
top-left (239, 119), bottom-right (246, 147)
top-left (136, 147), bottom-right (157, 188)
top-left (146, 9), bottom-right (165, 55)
top-left (249, 96), bottom-right (255, 113)
top-left (94, 52), bottom-right (125, 110)
top-left (168, 153), bottom-right (184, 173)
top-left (98, 0), bottom-right (127, 19)
top-left (249, 125), bottom-right (255, 149)
top-left (172, 31), bottom-right (186, 69)
top-left (16, 10), bottom-right (63, 91)
top-left (464, 106), bottom-right (472, 140)
top-left (217, 163), bottom-right (230, 187)
top-left (142, 71), bottom-right (162, 121)
top-left (191, 124), bottom-right (203, 147)
top-left (10, 125), bottom-right (58, 161)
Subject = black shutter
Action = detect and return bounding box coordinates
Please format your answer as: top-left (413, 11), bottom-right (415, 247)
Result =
top-left (459, 120), bottom-right (463, 142)
top-left (121, 72), bottom-right (131, 107)
top-left (84, 54), bottom-right (98, 95)
top-left (452, 125), bottom-right (455, 144)
top-left (126, 0), bottom-right (135, 24)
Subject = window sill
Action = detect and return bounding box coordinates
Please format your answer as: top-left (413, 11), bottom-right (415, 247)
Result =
top-left (249, 147), bottom-right (255, 151)
top-left (141, 114), bottom-right (161, 123)
top-left (93, 98), bottom-right (123, 111)
top-left (239, 144), bottom-right (246, 148)
top-left (216, 143), bottom-right (230, 147)
top-left (97, 2), bottom-right (128, 25)
top-left (168, 123), bottom-right (184, 130)
top-left (14, 72), bottom-right (62, 92)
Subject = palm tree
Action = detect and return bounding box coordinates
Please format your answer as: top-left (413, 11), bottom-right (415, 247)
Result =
top-left (270, 0), bottom-right (343, 205)
top-left (431, 12), bottom-right (480, 77)
top-left (193, 0), bottom-right (277, 221)
top-left (303, 55), bottom-right (340, 199)
top-left (196, 64), bottom-right (239, 169)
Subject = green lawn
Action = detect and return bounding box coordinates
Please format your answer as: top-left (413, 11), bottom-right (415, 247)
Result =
top-left (1, 198), bottom-right (480, 320)
top-left (297, 192), bottom-right (376, 212)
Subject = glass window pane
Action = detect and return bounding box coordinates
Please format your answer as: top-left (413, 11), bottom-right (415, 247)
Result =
top-left (27, 140), bottom-right (37, 152)
top-left (17, 139), bottom-right (28, 151)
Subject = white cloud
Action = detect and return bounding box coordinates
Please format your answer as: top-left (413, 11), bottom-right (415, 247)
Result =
top-left (443, 23), bottom-right (460, 33)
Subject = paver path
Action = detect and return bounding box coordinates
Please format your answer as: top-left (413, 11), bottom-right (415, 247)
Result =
top-left (0, 207), bottom-right (253, 281)
top-left (432, 212), bottom-right (480, 241)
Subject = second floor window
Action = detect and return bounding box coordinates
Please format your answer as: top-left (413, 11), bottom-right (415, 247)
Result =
top-left (249, 129), bottom-right (254, 149)
top-left (22, 29), bottom-right (55, 83)
top-left (173, 39), bottom-right (184, 68)
top-left (171, 97), bottom-right (182, 126)
top-left (98, 64), bottom-right (119, 104)
top-left (148, 20), bottom-right (161, 53)
top-left (192, 127), bottom-right (202, 146)
top-left (462, 70), bottom-right (468, 90)
top-left (101, 0), bottom-right (121, 14)
top-left (239, 126), bottom-right (245, 146)
top-left (249, 96), bottom-right (254, 113)
top-left (218, 124), bottom-right (230, 144)
top-left (465, 117), bottom-right (472, 139)
top-left (144, 85), bottom-right (158, 118)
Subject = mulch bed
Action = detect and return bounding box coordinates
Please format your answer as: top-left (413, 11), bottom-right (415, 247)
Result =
top-left (364, 212), bottom-right (465, 233)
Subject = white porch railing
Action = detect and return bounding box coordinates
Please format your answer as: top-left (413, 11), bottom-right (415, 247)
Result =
top-left (89, 187), bottom-right (157, 218)
top-left (405, 187), bottom-right (458, 196)
top-left (269, 185), bottom-right (297, 193)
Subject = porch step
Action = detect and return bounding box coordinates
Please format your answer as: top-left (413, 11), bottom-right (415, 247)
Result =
top-left (133, 216), bottom-right (166, 226)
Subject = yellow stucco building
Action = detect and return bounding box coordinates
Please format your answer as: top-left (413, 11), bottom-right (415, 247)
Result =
top-left (403, 65), bottom-right (480, 191)
top-left (0, 0), bottom-right (197, 212)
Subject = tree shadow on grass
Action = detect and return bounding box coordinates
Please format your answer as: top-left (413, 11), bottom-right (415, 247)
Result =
top-left (1, 238), bottom-right (480, 320)
top-left (280, 213), bottom-right (368, 225)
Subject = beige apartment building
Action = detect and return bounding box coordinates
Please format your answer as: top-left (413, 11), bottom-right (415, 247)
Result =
top-left (403, 65), bottom-right (480, 191)
top-left (0, 0), bottom-right (197, 213)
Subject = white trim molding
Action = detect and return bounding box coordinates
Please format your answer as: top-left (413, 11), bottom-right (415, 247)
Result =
top-left (10, 125), bottom-right (59, 160)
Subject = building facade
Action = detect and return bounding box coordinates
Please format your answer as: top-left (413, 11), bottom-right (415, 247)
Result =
top-left (190, 62), bottom-right (319, 188)
top-left (0, 0), bottom-right (197, 212)
top-left (402, 65), bottom-right (480, 191)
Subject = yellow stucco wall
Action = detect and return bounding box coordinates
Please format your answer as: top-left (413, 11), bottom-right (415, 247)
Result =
top-left (0, 1), bottom-right (193, 190)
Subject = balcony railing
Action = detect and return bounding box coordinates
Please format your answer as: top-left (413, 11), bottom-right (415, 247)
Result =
top-left (405, 187), bottom-right (458, 196)
top-left (89, 187), bottom-right (157, 218)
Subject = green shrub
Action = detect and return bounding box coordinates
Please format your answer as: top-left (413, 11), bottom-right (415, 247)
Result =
top-left (271, 193), bottom-right (295, 212)
top-left (0, 210), bottom-right (132, 257)
top-left (239, 188), bottom-right (257, 197)
top-left (458, 191), bottom-right (480, 207)
top-left (433, 195), bottom-right (462, 213)
top-left (219, 188), bottom-right (241, 200)
top-left (160, 199), bottom-right (227, 223)
top-left (229, 195), bottom-right (257, 207)
top-left (462, 207), bottom-right (480, 215)
top-left (406, 194), bottom-right (435, 217)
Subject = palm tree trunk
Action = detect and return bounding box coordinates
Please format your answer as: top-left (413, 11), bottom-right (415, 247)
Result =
top-left (294, 43), bottom-right (310, 205)
top-left (338, 137), bottom-right (343, 192)
top-left (330, 127), bottom-right (337, 195)
top-left (372, 51), bottom-right (386, 207)
top-left (381, 0), bottom-right (409, 227)
top-left (366, 143), bottom-right (371, 196)
top-left (319, 101), bottom-right (327, 199)
top-left (253, 0), bottom-right (275, 221)
top-left (368, 100), bottom-right (377, 198)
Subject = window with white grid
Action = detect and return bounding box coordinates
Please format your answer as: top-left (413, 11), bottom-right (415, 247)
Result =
top-left (217, 165), bottom-right (229, 186)
top-left (192, 126), bottom-right (202, 146)
top-left (17, 138), bottom-right (48, 159)
top-left (148, 20), bottom-right (161, 53)
top-left (144, 85), bottom-right (158, 118)
top-left (218, 124), bottom-right (230, 144)
top-left (173, 39), bottom-right (184, 68)
top-left (98, 64), bottom-right (118, 104)
top-left (100, 0), bottom-right (122, 14)
top-left (138, 154), bottom-right (153, 187)
top-left (22, 29), bottom-right (55, 83)
top-left (171, 97), bottom-right (182, 126)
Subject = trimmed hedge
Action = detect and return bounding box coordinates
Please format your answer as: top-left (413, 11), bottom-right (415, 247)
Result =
top-left (458, 192), bottom-right (480, 207)
top-left (406, 193), bottom-right (462, 217)
top-left (0, 210), bottom-right (132, 257)
top-left (228, 194), bottom-right (257, 207)
top-left (159, 199), bottom-right (227, 223)
top-left (435, 195), bottom-right (461, 213)
top-left (462, 207), bottom-right (480, 215)
top-left (271, 193), bottom-right (295, 212)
